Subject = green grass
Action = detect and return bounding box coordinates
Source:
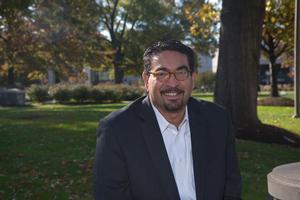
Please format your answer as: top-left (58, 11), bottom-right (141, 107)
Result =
top-left (192, 92), bottom-right (300, 135)
top-left (1, 99), bottom-right (299, 199)
top-left (192, 92), bottom-right (213, 101)
top-left (0, 104), bottom-right (125, 200)
top-left (258, 106), bottom-right (300, 135)
top-left (237, 140), bottom-right (300, 199)
top-left (193, 90), bottom-right (295, 101)
top-left (258, 90), bottom-right (295, 100)
top-left (192, 92), bottom-right (300, 199)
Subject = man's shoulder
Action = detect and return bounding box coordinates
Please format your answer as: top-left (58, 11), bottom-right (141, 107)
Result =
top-left (189, 97), bottom-right (227, 114)
top-left (101, 96), bottom-right (146, 125)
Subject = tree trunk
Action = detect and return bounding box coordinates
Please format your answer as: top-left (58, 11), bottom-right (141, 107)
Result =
top-left (7, 67), bottom-right (15, 88)
top-left (113, 49), bottom-right (124, 84)
top-left (269, 61), bottom-right (280, 97)
top-left (114, 65), bottom-right (124, 84)
top-left (214, 0), bottom-right (265, 130)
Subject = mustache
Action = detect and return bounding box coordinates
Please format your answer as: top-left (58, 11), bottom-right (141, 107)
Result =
top-left (160, 87), bottom-right (184, 94)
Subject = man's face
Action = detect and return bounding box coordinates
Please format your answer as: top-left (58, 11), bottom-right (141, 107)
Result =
top-left (143, 50), bottom-right (196, 115)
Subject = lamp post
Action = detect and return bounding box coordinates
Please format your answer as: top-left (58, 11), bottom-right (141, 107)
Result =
top-left (294, 0), bottom-right (300, 118)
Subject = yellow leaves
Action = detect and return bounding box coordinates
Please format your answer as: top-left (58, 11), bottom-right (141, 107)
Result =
top-left (199, 3), bottom-right (218, 19)
top-left (263, 0), bottom-right (294, 52)
top-left (194, 3), bottom-right (218, 23)
top-left (27, 70), bottom-right (45, 80)
top-left (187, 14), bottom-right (193, 22)
top-left (266, 0), bottom-right (271, 10)
top-left (271, 17), bottom-right (276, 23)
top-left (183, 4), bottom-right (193, 16)
top-left (0, 63), bottom-right (9, 75)
top-left (183, 2), bottom-right (219, 37)
top-left (190, 26), bottom-right (197, 36)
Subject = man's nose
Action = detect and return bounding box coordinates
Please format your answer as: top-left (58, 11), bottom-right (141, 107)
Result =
top-left (166, 73), bottom-right (179, 86)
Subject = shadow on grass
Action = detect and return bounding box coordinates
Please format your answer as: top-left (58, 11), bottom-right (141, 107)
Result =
top-left (236, 124), bottom-right (300, 148)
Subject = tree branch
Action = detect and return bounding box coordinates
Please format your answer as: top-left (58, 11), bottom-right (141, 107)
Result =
top-left (261, 37), bottom-right (270, 53)
top-left (0, 35), bottom-right (8, 43)
top-left (273, 39), bottom-right (280, 49)
top-left (123, 19), bottom-right (137, 51)
top-left (275, 44), bottom-right (287, 58)
top-left (103, 14), bottom-right (111, 30)
top-left (115, 16), bottom-right (122, 33)
top-left (119, 14), bottom-right (128, 44)
top-left (110, 0), bottom-right (119, 30)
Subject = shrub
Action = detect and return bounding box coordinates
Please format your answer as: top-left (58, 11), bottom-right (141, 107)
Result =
top-left (91, 84), bottom-right (144, 103)
top-left (49, 84), bottom-right (72, 103)
top-left (102, 86), bottom-right (122, 103)
top-left (90, 87), bottom-right (105, 103)
top-left (47, 83), bottom-right (144, 103)
top-left (27, 85), bottom-right (49, 103)
top-left (72, 85), bottom-right (90, 102)
top-left (117, 84), bottom-right (144, 101)
top-left (195, 72), bottom-right (215, 93)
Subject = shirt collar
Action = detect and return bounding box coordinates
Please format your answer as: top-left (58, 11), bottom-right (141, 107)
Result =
top-left (152, 104), bottom-right (189, 133)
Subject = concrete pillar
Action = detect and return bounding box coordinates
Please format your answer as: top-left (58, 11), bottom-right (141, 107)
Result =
top-left (47, 69), bottom-right (56, 86)
top-left (84, 67), bottom-right (92, 85)
top-left (83, 67), bottom-right (98, 85)
top-left (294, 0), bottom-right (300, 118)
top-left (268, 162), bottom-right (300, 200)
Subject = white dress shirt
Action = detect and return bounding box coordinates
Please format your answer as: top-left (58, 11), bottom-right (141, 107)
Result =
top-left (152, 105), bottom-right (196, 200)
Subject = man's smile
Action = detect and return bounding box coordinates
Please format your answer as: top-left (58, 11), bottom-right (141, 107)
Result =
top-left (161, 88), bottom-right (184, 96)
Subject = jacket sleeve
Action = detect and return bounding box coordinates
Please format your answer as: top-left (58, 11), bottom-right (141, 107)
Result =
top-left (93, 119), bottom-right (133, 200)
top-left (223, 114), bottom-right (242, 200)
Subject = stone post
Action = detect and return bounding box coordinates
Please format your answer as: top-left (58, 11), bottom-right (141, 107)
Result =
top-left (47, 69), bottom-right (56, 86)
top-left (294, 0), bottom-right (300, 118)
top-left (267, 162), bottom-right (300, 200)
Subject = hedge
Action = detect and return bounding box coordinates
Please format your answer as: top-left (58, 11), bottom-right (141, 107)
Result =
top-left (27, 83), bottom-right (144, 103)
top-left (27, 85), bottom-right (49, 103)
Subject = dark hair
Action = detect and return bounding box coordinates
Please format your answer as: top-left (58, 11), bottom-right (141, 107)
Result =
top-left (143, 40), bottom-right (196, 73)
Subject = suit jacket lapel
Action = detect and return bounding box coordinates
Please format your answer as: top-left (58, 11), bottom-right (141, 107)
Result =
top-left (138, 97), bottom-right (180, 200)
top-left (188, 99), bottom-right (209, 200)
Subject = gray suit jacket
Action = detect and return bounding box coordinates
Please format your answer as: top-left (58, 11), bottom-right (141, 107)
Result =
top-left (93, 96), bottom-right (242, 200)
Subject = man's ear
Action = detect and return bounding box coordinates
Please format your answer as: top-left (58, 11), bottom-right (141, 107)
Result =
top-left (142, 71), bottom-right (149, 92)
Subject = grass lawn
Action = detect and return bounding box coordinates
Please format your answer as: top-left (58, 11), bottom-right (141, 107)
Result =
top-left (192, 91), bottom-right (300, 135)
top-left (193, 90), bottom-right (295, 101)
top-left (0, 104), bottom-right (124, 200)
top-left (258, 90), bottom-right (295, 100)
top-left (258, 106), bottom-right (300, 135)
top-left (1, 99), bottom-right (300, 199)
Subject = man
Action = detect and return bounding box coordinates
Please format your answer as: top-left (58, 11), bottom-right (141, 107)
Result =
top-left (93, 40), bottom-right (242, 200)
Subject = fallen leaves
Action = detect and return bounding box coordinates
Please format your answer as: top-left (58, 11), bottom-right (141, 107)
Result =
top-left (2, 156), bottom-right (95, 199)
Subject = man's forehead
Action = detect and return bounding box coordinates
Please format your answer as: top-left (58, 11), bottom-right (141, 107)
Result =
top-left (151, 51), bottom-right (188, 62)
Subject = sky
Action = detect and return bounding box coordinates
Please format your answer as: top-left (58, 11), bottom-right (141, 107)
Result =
top-left (208, 0), bottom-right (220, 4)
top-left (175, 0), bottom-right (221, 6)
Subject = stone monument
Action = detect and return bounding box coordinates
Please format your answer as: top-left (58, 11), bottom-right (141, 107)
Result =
top-left (268, 162), bottom-right (300, 200)
top-left (0, 88), bottom-right (25, 106)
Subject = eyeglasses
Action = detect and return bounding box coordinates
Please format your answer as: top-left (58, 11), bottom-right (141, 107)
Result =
top-left (148, 68), bottom-right (191, 81)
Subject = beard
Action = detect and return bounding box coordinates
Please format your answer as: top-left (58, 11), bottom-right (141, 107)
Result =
top-left (160, 87), bottom-right (187, 112)
top-left (162, 98), bottom-right (186, 112)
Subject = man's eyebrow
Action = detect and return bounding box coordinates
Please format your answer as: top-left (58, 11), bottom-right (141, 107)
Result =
top-left (153, 67), bottom-right (168, 72)
top-left (177, 65), bottom-right (190, 71)
top-left (153, 65), bottom-right (190, 72)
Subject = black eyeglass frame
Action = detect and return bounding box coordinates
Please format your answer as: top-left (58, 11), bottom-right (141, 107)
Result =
top-left (147, 68), bottom-right (192, 81)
